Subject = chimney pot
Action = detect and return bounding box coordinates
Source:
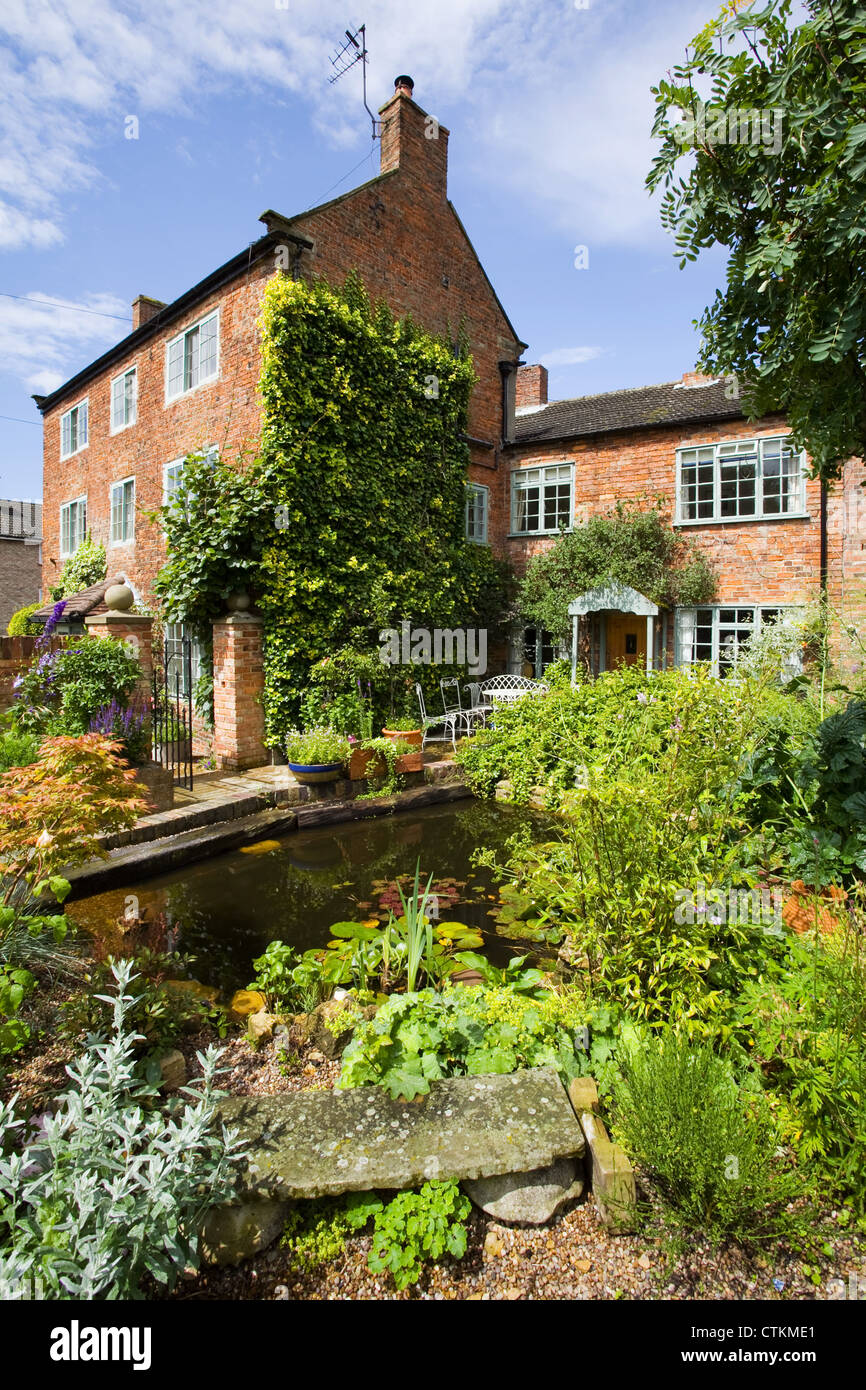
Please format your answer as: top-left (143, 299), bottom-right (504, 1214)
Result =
top-left (394, 75), bottom-right (414, 96)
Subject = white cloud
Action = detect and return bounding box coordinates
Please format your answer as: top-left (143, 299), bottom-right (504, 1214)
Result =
top-left (0, 291), bottom-right (129, 392)
top-left (539, 346), bottom-right (604, 367)
top-left (0, 0), bottom-right (703, 252)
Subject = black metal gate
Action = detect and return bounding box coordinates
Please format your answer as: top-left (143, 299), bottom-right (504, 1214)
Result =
top-left (152, 636), bottom-right (194, 790)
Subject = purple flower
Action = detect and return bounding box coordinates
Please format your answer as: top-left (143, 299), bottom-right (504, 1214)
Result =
top-left (36, 599), bottom-right (67, 651)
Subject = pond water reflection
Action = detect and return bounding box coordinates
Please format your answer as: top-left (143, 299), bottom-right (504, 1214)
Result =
top-left (69, 801), bottom-right (547, 998)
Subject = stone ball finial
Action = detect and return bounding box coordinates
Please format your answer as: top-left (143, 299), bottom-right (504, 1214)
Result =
top-left (105, 582), bottom-right (135, 612)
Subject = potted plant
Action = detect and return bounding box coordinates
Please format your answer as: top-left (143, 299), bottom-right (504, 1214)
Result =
top-left (381, 712), bottom-right (423, 749)
top-left (284, 728), bottom-right (350, 784)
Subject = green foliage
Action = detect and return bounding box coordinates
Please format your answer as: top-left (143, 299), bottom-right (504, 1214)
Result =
top-left (280, 1197), bottom-right (354, 1270)
top-left (248, 940), bottom-right (328, 1014)
top-left (520, 501), bottom-right (716, 642)
top-left (0, 960), bottom-right (245, 1300)
top-left (6, 603), bottom-right (42, 637)
top-left (614, 1030), bottom-right (805, 1246)
top-left (49, 536), bottom-right (106, 601)
top-left (283, 728), bottom-right (351, 765)
top-left (457, 664), bottom-right (798, 805)
top-left (737, 911), bottom-right (866, 1207)
top-left (366, 1180), bottom-right (471, 1290)
top-left (0, 723), bottom-right (40, 773)
top-left (338, 984), bottom-right (592, 1100)
top-left (0, 965), bottom-right (35, 1059)
top-left (648, 0), bottom-right (866, 480)
top-left (466, 667), bottom-right (798, 1033)
top-left (152, 450), bottom-right (271, 636)
top-left (738, 697), bottom-right (866, 883)
top-left (61, 950), bottom-right (221, 1052)
top-left (258, 272), bottom-right (513, 742)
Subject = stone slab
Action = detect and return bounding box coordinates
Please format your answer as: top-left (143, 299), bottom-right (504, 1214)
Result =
top-left (219, 1067), bottom-right (585, 1199)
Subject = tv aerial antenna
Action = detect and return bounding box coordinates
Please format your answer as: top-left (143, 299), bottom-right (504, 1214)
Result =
top-left (329, 24), bottom-right (380, 140)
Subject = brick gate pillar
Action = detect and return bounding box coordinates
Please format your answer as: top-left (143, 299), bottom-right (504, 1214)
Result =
top-left (212, 614), bottom-right (266, 770)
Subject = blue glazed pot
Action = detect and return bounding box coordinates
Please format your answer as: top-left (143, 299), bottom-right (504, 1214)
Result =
top-left (287, 760), bottom-right (344, 785)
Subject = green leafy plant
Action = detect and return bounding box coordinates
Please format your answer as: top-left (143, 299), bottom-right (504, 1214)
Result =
top-left (283, 727), bottom-right (350, 766)
top-left (61, 949), bottom-right (220, 1052)
top-left (614, 1030), bottom-right (806, 1247)
top-left (0, 959), bottom-right (246, 1300)
top-left (737, 904), bottom-right (866, 1209)
top-left (365, 1181), bottom-right (471, 1291)
top-left (15, 635), bottom-right (141, 738)
top-left (0, 722), bottom-right (40, 773)
top-left (49, 536), bottom-right (106, 602)
top-left (338, 984), bottom-right (592, 1100)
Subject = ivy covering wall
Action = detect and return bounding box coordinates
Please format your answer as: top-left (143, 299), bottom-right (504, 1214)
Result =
top-left (257, 272), bottom-right (512, 742)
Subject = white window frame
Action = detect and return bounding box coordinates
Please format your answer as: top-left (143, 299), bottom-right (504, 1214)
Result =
top-left (59, 496), bottom-right (87, 558)
top-left (675, 604), bottom-right (803, 677)
top-left (163, 456), bottom-right (186, 505)
top-left (465, 483), bottom-right (489, 544)
top-left (110, 366), bottom-right (137, 433)
top-left (510, 462), bottom-right (574, 536)
top-left (675, 434), bottom-right (807, 524)
top-left (59, 398), bottom-right (89, 460)
top-left (109, 476), bottom-right (135, 544)
top-left (164, 309), bottom-right (220, 403)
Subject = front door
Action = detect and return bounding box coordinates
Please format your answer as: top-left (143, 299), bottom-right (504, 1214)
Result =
top-left (605, 613), bottom-right (646, 669)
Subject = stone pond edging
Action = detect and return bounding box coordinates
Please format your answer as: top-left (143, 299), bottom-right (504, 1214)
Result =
top-left (63, 767), bottom-right (471, 899)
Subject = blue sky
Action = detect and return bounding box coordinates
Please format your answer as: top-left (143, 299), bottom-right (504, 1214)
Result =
top-left (0, 0), bottom-right (736, 499)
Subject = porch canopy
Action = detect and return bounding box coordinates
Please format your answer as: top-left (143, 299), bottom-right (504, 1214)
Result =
top-left (568, 582), bottom-right (661, 680)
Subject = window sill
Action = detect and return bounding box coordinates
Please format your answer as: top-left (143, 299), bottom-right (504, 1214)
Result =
top-left (164, 374), bottom-right (219, 407)
top-left (60, 447), bottom-right (89, 462)
top-left (674, 512), bottom-right (811, 527)
top-left (109, 422), bottom-right (136, 436)
top-left (507, 529), bottom-right (573, 539)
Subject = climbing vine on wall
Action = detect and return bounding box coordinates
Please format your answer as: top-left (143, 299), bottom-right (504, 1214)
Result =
top-left (257, 272), bottom-right (512, 743)
top-left (519, 500), bottom-right (718, 642)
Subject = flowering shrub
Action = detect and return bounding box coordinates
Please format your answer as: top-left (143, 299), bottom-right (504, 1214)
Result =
top-left (15, 633), bottom-right (140, 738)
top-left (89, 698), bottom-right (150, 765)
top-left (48, 535), bottom-right (106, 601)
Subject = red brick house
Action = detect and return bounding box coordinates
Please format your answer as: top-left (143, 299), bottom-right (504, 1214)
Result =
top-left (33, 76), bottom-right (866, 690)
top-left (34, 76), bottom-right (526, 637)
top-left (505, 365), bottom-right (866, 679)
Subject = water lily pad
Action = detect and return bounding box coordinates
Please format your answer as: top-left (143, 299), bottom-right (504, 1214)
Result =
top-left (329, 921), bottom-right (381, 941)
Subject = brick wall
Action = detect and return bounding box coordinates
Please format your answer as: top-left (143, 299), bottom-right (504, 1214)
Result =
top-left (0, 540), bottom-right (42, 632)
top-left (504, 414), bottom-right (866, 672)
top-left (0, 634), bottom-right (63, 714)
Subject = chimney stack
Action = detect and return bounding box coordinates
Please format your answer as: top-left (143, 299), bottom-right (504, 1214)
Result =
top-left (132, 295), bottom-right (166, 331)
top-left (516, 364), bottom-right (549, 411)
top-left (379, 76), bottom-right (449, 198)
top-left (680, 370), bottom-right (718, 387)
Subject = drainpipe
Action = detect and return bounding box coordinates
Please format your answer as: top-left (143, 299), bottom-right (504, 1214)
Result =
top-left (820, 479), bottom-right (828, 596)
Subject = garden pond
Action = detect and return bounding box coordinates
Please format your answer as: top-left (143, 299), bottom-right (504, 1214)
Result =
top-left (68, 801), bottom-right (553, 999)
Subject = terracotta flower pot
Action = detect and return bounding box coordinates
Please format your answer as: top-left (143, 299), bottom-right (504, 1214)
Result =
top-left (382, 727), bottom-right (423, 748)
top-left (349, 748), bottom-right (386, 780)
top-left (395, 750), bottom-right (423, 773)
